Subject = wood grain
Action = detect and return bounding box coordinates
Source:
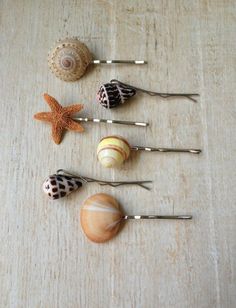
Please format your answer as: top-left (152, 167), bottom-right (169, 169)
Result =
top-left (0, 0), bottom-right (235, 307)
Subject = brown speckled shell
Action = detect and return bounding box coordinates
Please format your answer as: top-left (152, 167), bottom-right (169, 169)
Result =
top-left (80, 193), bottom-right (123, 243)
top-left (48, 38), bottom-right (93, 81)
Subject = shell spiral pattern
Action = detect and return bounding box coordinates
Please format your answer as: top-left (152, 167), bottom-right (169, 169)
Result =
top-left (96, 82), bottom-right (136, 108)
top-left (43, 174), bottom-right (83, 200)
top-left (80, 193), bottom-right (123, 243)
top-left (97, 136), bottom-right (131, 168)
top-left (48, 38), bottom-right (93, 81)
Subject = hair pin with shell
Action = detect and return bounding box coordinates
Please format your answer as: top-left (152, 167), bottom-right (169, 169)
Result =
top-left (80, 193), bottom-right (192, 243)
top-left (34, 94), bottom-right (148, 144)
top-left (97, 135), bottom-right (202, 168)
top-left (96, 79), bottom-right (199, 109)
top-left (43, 169), bottom-right (152, 200)
top-left (48, 38), bottom-right (147, 82)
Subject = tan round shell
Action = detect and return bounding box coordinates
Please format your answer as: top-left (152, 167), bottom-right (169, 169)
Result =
top-left (48, 38), bottom-right (93, 82)
top-left (80, 193), bottom-right (123, 243)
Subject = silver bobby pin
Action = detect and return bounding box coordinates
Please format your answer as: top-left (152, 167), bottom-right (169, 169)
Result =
top-left (80, 193), bottom-right (193, 243)
top-left (42, 170), bottom-right (153, 200)
top-left (57, 169), bottom-right (152, 190)
top-left (131, 146), bottom-right (201, 154)
top-left (73, 117), bottom-right (149, 127)
top-left (92, 60), bottom-right (147, 64)
top-left (111, 79), bottom-right (199, 103)
top-left (48, 38), bottom-right (147, 82)
top-left (123, 215), bottom-right (192, 220)
top-left (97, 136), bottom-right (202, 168)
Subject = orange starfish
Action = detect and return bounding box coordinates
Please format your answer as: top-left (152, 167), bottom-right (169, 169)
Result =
top-left (34, 93), bottom-right (84, 144)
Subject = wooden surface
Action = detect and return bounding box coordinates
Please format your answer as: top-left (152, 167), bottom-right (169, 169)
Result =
top-left (1, 1), bottom-right (235, 307)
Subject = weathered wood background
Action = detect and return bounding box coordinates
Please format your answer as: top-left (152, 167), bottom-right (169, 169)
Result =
top-left (1, 0), bottom-right (235, 307)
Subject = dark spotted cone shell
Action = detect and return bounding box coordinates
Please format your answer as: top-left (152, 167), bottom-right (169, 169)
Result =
top-left (43, 174), bottom-right (83, 200)
top-left (96, 83), bottom-right (136, 109)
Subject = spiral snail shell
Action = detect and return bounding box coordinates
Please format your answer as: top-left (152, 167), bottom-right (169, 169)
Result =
top-left (97, 136), bottom-right (131, 168)
top-left (96, 82), bottom-right (136, 109)
top-left (48, 38), bottom-right (93, 81)
top-left (80, 193), bottom-right (123, 243)
top-left (43, 174), bottom-right (83, 200)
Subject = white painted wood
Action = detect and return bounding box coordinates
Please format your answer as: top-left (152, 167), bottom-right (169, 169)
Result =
top-left (0, 0), bottom-right (235, 307)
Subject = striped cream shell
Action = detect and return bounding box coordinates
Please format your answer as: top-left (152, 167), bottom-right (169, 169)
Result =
top-left (97, 136), bottom-right (131, 168)
top-left (48, 38), bottom-right (93, 81)
top-left (80, 193), bottom-right (123, 243)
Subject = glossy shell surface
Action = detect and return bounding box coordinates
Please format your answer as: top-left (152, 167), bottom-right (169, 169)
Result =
top-left (43, 174), bottom-right (83, 200)
top-left (97, 136), bottom-right (131, 168)
top-left (48, 38), bottom-right (93, 81)
top-left (80, 193), bottom-right (123, 243)
top-left (96, 82), bottom-right (136, 109)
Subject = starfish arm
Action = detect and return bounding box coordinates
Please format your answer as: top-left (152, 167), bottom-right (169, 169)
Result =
top-left (44, 93), bottom-right (62, 112)
top-left (52, 123), bottom-right (64, 144)
top-left (64, 118), bottom-right (84, 132)
top-left (34, 112), bottom-right (53, 122)
top-left (63, 104), bottom-right (84, 115)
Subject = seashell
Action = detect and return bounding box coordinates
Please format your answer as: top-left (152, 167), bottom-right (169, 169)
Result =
top-left (43, 174), bottom-right (83, 200)
top-left (96, 82), bottom-right (136, 109)
top-left (97, 136), bottom-right (131, 168)
top-left (80, 193), bottom-right (123, 243)
top-left (48, 38), bottom-right (93, 82)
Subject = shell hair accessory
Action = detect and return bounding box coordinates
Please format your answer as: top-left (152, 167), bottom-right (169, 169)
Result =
top-left (48, 38), bottom-right (147, 82)
top-left (43, 169), bottom-right (152, 200)
top-left (96, 79), bottom-right (199, 109)
top-left (97, 135), bottom-right (202, 168)
top-left (80, 193), bottom-right (192, 243)
top-left (34, 94), bottom-right (148, 144)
